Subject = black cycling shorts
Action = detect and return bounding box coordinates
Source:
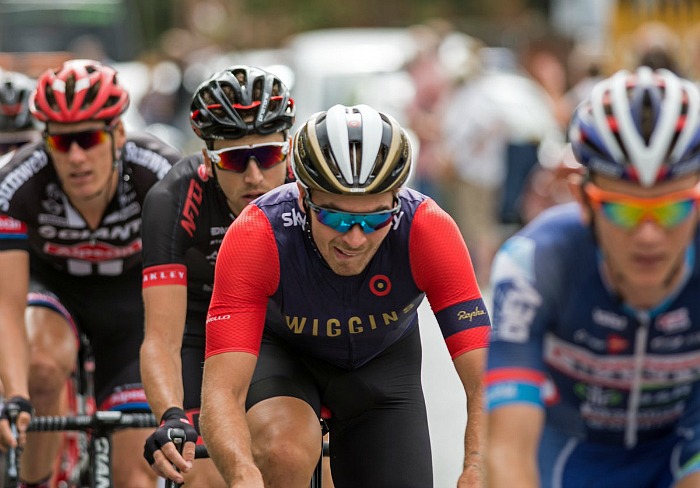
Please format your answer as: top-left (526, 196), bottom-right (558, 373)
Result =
top-left (247, 325), bottom-right (434, 488)
top-left (28, 266), bottom-right (149, 411)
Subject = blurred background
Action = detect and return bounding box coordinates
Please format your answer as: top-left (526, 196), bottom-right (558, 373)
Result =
top-left (3, 0), bottom-right (700, 485)
top-left (3, 0), bottom-right (698, 241)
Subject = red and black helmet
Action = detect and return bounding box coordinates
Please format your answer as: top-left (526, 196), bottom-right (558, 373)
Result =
top-left (29, 59), bottom-right (130, 124)
top-left (190, 65), bottom-right (295, 141)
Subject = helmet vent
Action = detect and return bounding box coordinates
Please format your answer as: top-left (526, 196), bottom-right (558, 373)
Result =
top-left (640, 91), bottom-right (655, 144)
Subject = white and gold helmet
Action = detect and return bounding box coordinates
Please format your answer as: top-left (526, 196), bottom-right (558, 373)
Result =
top-left (292, 104), bottom-right (412, 194)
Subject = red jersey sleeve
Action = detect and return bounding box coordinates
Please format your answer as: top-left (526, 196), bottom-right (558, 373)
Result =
top-left (409, 199), bottom-right (490, 358)
top-left (205, 204), bottom-right (280, 359)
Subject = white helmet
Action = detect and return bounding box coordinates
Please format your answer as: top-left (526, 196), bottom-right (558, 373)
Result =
top-left (569, 66), bottom-right (700, 187)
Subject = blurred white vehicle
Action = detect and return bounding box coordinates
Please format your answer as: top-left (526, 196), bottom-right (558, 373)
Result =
top-left (285, 28), bottom-right (418, 127)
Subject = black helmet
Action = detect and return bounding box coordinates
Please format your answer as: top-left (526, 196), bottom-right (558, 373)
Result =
top-left (0, 70), bottom-right (38, 132)
top-left (190, 65), bottom-right (295, 141)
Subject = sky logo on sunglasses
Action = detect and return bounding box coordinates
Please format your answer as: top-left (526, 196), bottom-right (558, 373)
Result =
top-left (585, 183), bottom-right (700, 230)
top-left (207, 142), bottom-right (288, 173)
top-left (305, 197), bottom-right (401, 233)
top-left (45, 129), bottom-right (110, 153)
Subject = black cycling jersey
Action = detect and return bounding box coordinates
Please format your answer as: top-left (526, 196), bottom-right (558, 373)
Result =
top-left (141, 153), bottom-right (233, 342)
top-left (0, 134), bottom-right (178, 273)
top-left (0, 133), bottom-right (180, 409)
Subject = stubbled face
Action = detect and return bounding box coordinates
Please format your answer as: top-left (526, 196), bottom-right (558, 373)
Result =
top-left (203, 133), bottom-right (288, 216)
top-left (46, 120), bottom-right (125, 203)
top-left (585, 174), bottom-right (699, 307)
top-left (301, 187), bottom-right (395, 276)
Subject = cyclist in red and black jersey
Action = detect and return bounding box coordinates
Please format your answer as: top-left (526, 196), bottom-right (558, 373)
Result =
top-left (200, 104), bottom-right (490, 487)
top-left (0, 59), bottom-right (179, 488)
top-left (139, 65), bottom-right (295, 486)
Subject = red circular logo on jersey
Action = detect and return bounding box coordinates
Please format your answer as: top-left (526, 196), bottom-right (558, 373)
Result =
top-left (369, 275), bottom-right (392, 296)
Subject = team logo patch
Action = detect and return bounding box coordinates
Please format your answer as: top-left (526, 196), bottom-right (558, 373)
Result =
top-left (606, 334), bottom-right (629, 354)
top-left (369, 274), bottom-right (391, 296)
top-left (656, 308), bottom-right (690, 334)
top-left (197, 164), bottom-right (209, 181)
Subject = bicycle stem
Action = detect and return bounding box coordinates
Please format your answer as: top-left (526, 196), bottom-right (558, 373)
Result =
top-left (6, 404), bottom-right (22, 484)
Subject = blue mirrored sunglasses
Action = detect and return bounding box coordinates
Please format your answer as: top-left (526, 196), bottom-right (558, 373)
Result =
top-left (304, 197), bottom-right (400, 233)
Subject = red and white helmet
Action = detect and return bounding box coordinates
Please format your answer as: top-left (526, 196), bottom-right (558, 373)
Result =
top-left (29, 59), bottom-right (130, 124)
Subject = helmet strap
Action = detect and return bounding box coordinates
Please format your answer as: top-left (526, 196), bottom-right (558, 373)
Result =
top-left (300, 189), bottom-right (326, 264)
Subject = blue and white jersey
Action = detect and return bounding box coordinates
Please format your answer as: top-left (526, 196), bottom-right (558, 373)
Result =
top-left (486, 202), bottom-right (700, 449)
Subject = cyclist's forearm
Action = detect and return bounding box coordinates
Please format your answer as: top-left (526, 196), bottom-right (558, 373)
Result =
top-left (0, 252), bottom-right (30, 398)
top-left (0, 315), bottom-right (30, 398)
top-left (455, 349), bottom-right (487, 473)
top-left (201, 352), bottom-right (261, 484)
top-left (201, 382), bottom-right (260, 483)
top-left (140, 336), bottom-right (185, 419)
top-left (141, 286), bottom-right (188, 418)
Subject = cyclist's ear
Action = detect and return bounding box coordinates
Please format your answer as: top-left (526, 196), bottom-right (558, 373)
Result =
top-left (202, 148), bottom-right (214, 178)
top-left (111, 119), bottom-right (127, 149)
top-left (568, 173), bottom-right (592, 225)
top-left (297, 183), bottom-right (307, 210)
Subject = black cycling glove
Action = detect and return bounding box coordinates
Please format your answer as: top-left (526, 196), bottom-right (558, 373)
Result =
top-left (0, 396), bottom-right (33, 422)
top-left (143, 407), bottom-right (199, 465)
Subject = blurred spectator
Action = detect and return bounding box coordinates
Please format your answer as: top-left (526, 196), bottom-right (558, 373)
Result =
top-left (524, 47), bottom-right (571, 129)
top-left (631, 21), bottom-right (682, 74)
top-left (404, 21), bottom-right (452, 206)
top-left (437, 37), bottom-right (562, 286)
top-left (564, 40), bottom-right (606, 111)
top-left (67, 34), bottom-right (113, 65)
top-left (138, 58), bottom-right (185, 127)
top-left (437, 34), bottom-right (509, 286)
top-left (514, 43), bottom-right (588, 226)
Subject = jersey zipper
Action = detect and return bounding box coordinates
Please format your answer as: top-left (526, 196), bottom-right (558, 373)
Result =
top-left (625, 312), bottom-right (649, 448)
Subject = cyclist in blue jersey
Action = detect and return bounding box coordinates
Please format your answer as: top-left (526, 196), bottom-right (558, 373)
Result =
top-left (0, 59), bottom-right (179, 488)
top-left (140, 65), bottom-right (296, 486)
top-left (200, 104), bottom-right (490, 487)
top-left (485, 67), bottom-right (700, 488)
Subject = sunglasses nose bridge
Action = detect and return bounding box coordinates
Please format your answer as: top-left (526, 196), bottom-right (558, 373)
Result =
top-left (65, 138), bottom-right (89, 158)
top-left (341, 222), bottom-right (369, 243)
top-left (243, 156), bottom-right (265, 179)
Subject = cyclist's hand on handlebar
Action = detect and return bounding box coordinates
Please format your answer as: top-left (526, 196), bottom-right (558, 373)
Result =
top-left (0, 396), bottom-right (33, 451)
top-left (143, 407), bottom-right (198, 482)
